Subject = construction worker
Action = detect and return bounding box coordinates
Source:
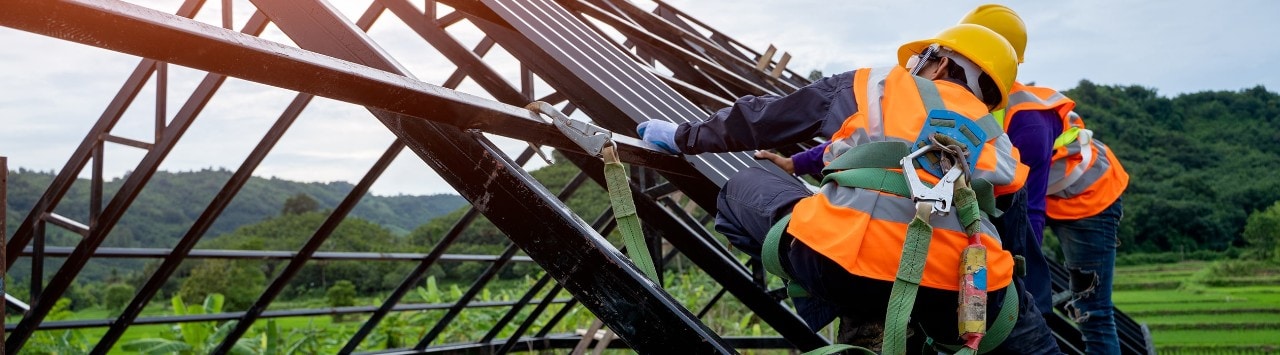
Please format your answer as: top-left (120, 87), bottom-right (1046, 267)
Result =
top-left (761, 9), bottom-right (1127, 353)
top-left (754, 5), bottom-right (1053, 351)
top-left (638, 24), bottom-right (1058, 354)
top-left (967, 5), bottom-right (1128, 353)
top-left (956, 3), bottom-right (1059, 327)
top-left (1044, 112), bottom-right (1129, 355)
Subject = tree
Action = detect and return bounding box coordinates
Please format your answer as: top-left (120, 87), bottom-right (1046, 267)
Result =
top-left (104, 283), bottom-right (136, 312)
top-left (326, 280), bottom-right (357, 322)
top-left (281, 192), bottom-right (320, 215)
top-left (807, 69), bottom-right (824, 81)
top-left (178, 260), bottom-right (265, 311)
top-left (1243, 201), bottom-right (1280, 260)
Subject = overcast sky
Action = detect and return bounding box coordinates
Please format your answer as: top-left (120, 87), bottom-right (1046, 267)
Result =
top-left (2, 0), bottom-right (1277, 197)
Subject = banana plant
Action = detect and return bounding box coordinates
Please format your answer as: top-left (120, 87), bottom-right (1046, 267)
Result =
top-left (122, 294), bottom-right (256, 355)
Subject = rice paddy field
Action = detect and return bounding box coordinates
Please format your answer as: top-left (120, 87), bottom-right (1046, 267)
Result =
top-left (1113, 261), bottom-right (1280, 354)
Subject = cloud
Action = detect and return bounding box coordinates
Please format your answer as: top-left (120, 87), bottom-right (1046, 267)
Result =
top-left (4, 0), bottom-right (1279, 198)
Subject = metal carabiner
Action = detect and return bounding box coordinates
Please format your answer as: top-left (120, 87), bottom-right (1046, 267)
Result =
top-left (901, 145), bottom-right (964, 216)
top-left (526, 101), bottom-right (613, 160)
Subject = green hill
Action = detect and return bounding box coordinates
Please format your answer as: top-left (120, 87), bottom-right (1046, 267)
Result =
top-left (1065, 82), bottom-right (1280, 253)
top-left (3, 168), bottom-right (466, 247)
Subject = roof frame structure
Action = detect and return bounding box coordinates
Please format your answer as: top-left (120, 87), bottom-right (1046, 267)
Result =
top-left (0, 0), bottom-right (1151, 353)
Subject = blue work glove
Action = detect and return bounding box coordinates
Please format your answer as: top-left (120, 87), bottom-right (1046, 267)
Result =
top-left (636, 120), bottom-right (681, 154)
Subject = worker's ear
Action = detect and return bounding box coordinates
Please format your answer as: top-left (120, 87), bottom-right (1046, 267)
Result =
top-left (921, 56), bottom-right (951, 80)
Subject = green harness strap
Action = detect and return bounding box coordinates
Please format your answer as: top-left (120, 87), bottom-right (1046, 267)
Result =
top-left (765, 77), bottom-right (1021, 354)
top-left (881, 206), bottom-right (937, 355)
top-left (603, 146), bottom-right (659, 282)
top-left (823, 168), bottom-right (1000, 217)
top-left (821, 142), bottom-right (1001, 217)
top-left (927, 283), bottom-right (1021, 354)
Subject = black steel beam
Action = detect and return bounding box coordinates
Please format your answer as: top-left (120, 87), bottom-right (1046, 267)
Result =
top-left (559, 153), bottom-right (828, 350)
top-left (242, 0), bottom-right (731, 352)
top-left (2, 0), bottom-right (206, 269)
top-left (371, 336), bottom-right (794, 355)
top-left (479, 183), bottom-right (614, 346)
top-left (416, 171), bottom-right (587, 348)
top-left (4, 299), bottom-right (571, 331)
top-left (213, 140), bottom-right (406, 353)
top-left (379, 0), bottom-right (526, 105)
top-left (22, 246), bottom-right (536, 263)
top-left (494, 210), bottom-right (617, 354)
top-left (5, 15), bottom-right (239, 354)
top-left (645, 0), bottom-right (808, 88)
top-left (561, 0), bottom-right (781, 96)
top-left (340, 149), bottom-right (536, 354)
top-left (89, 12), bottom-right (274, 354)
top-left (0, 0), bottom-right (697, 179)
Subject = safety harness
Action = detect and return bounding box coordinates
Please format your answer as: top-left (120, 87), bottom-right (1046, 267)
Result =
top-left (528, 102), bottom-right (660, 283)
top-left (763, 76), bottom-right (1021, 355)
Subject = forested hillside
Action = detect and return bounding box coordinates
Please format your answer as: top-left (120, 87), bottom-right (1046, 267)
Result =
top-left (3, 82), bottom-right (1278, 295)
top-left (1065, 82), bottom-right (1280, 253)
top-left (3, 168), bottom-right (466, 246)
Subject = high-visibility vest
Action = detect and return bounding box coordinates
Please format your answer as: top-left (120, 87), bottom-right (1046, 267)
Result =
top-left (1004, 82), bottom-right (1076, 132)
top-left (788, 66), bottom-right (1024, 291)
top-left (1045, 111), bottom-right (1130, 220)
top-left (1003, 82), bottom-right (1128, 219)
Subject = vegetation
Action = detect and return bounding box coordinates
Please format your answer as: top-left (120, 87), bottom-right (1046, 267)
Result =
top-left (1065, 83), bottom-right (1280, 254)
top-left (5, 83), bottom-right (1280, 352)
top-left (3, 168), bottom-right (465, 245)
top-left (1112, 260), bottom-right (1280, 352)
top-left (1243, 201), bottom-right (1280, 260)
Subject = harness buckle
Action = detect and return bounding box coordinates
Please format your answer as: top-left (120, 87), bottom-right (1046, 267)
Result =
top-left (526, 101), bottom-right (615, 161)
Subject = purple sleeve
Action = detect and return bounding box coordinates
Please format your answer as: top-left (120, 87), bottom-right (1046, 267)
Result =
top-left (790, 142), bottom-right (830, 176)
top-left (1005, 110), bottom-right (1063, 242)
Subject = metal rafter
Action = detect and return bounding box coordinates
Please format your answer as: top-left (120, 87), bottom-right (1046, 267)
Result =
top-left (0, 0), bottom-right (1155, 353)
top-left (237, 0), bottom-right (731, 352)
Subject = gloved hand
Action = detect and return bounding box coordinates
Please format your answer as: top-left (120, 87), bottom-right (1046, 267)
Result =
top-left (636, 120), bottom-right (681, 154)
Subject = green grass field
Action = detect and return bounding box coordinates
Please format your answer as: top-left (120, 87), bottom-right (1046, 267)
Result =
top-left (1113, 260), bottom-right (1280, 352)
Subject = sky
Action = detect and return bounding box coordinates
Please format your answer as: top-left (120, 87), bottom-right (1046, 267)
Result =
top-left (1, 0), bottom-right (1277, 197)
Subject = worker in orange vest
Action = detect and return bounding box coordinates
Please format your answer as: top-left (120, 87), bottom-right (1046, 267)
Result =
top-left (638, 24), bottom-right (1058, 354)
top-left (965, 6), bottom-right (1129, 354)
top-left (752, 5), bottom-right (1059, 350)
top-left (1045, 111), bottom-right (1130, 354)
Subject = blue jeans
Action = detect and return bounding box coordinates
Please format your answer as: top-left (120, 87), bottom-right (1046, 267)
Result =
top-left (995, 189), bottom-right (1055, 315)
top-left (716, 168), bottom-right (1061, 354)
top-left (1049, 198), bottom-right (1123, 355)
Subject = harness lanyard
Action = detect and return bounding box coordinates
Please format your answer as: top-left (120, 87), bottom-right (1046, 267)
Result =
top-left (528, 101), bottom-right (660, 283)
top-left (885, 136), bottom-right (989, 355)
top-left (602, 143), bottom-right (660, 282)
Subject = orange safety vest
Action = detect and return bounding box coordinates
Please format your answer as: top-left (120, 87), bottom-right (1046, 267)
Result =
top-left (1004, 82), bottom-right (1076, 132)
top-left (1045, 111), bottom-right (1130, 220)
top-left (789, 66), bottom-right (1022, 291)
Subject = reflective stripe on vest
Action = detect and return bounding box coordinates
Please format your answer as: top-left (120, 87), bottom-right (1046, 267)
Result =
top-left (1046, 128), bottom-right (1095, 195)
top-left (791, 66), bottom-right (1016, 291)
top-left (1046, 132), bottom-right (1130, 220)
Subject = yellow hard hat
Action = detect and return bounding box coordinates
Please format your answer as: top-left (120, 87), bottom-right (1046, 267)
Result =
top-left (959, 4), bottom-right (1027, 63)
top-left (897, 24), bottom-right (1018, 109)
